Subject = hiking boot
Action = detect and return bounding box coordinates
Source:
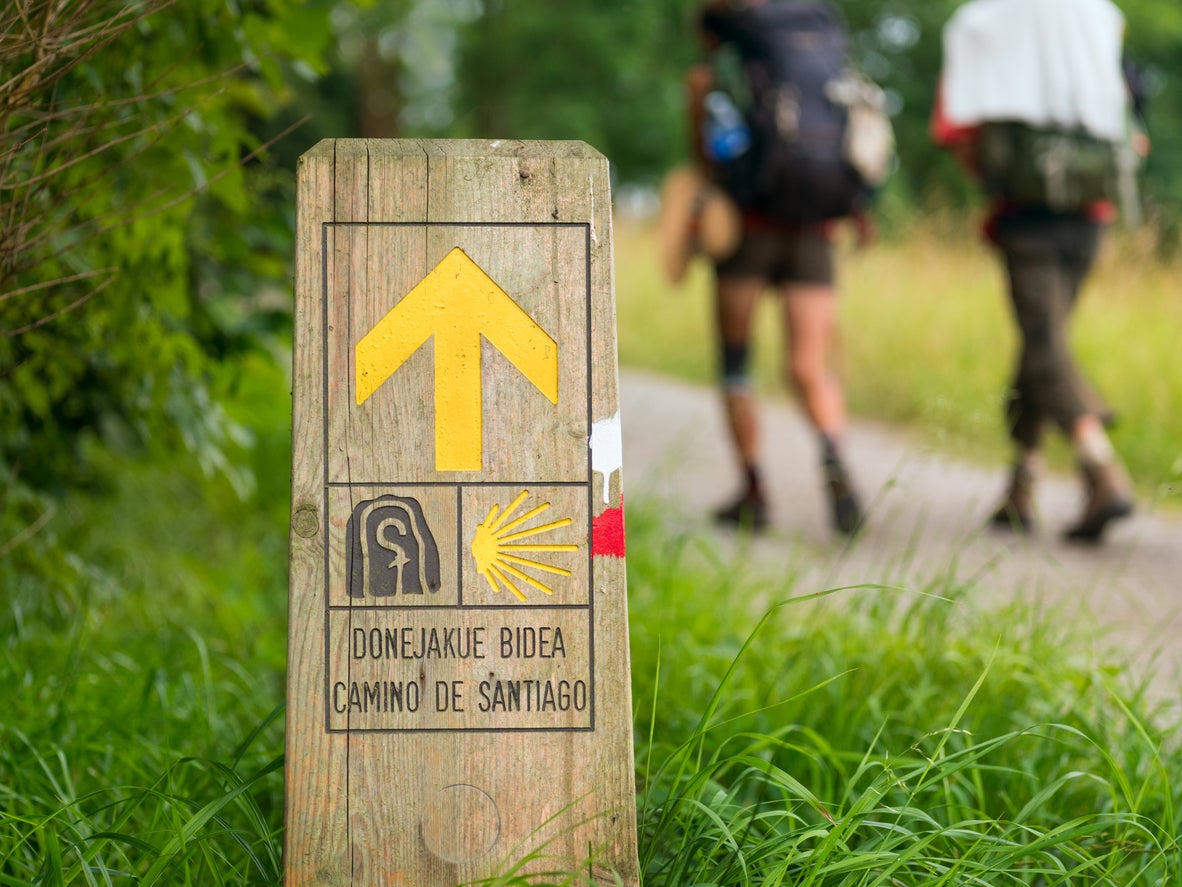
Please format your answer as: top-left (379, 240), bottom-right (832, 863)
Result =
top-left (714, 487), bottom-right (769, 532)
top-left (988, 465), bottom-right (1035, 533)
top-left (824, 456), bottom-right (863, 536)
top-left (1064, 461), bottom-right (1134, 544)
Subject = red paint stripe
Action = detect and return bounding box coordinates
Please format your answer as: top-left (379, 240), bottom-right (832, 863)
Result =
top-left (591, 498), bottom-right (626, 558)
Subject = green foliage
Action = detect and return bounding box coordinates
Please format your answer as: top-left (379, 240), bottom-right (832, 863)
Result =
top-left (0, 0), bottom-right (334, 531)
top-left (0, 348), bottom-right (292, 884)
top-left (452, 0), bottom-right (697, 184)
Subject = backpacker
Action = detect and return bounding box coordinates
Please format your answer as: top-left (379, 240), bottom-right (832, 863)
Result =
top-left (976, 121), bottom-right (1122, 212)
top-left (703, 0), bottom-right (893, 222)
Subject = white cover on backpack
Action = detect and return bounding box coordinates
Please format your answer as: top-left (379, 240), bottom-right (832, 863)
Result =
top-left (942, 0), bottom-right (1127, 140)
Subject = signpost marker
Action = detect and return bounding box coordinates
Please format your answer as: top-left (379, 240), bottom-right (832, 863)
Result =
top-left (286, 140), bottom-right (638, 885)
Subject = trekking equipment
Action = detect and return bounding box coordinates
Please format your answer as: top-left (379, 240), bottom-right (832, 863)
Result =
top-left (703, 0), bottom-right (893, 222)
top-left (702, 91), bottom-right (752, 163)
top-left (976, 121), bottom-right (1122, 212)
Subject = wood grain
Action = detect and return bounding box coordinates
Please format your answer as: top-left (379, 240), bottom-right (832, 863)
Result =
top-left (287, 140), bottom-right (638, 886)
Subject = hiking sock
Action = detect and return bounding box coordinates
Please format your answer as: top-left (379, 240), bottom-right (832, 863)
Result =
top-left (743, 463), bottom-right (761, 498)
top-left (819, 433), bottom-right (841, 465)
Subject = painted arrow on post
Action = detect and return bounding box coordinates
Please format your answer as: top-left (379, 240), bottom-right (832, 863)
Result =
top-left (355, 247), bottom-right (559, 472)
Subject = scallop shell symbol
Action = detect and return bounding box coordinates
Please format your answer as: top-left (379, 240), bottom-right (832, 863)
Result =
top-left (471, 490), bottom-right (579, 601)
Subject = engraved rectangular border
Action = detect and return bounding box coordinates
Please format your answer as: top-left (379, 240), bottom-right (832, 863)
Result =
top-left (320, 222), bottom-right (595, 733)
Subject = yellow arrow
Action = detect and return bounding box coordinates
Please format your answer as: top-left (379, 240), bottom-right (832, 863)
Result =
top-left (355, 247), bottom-right (559, 472)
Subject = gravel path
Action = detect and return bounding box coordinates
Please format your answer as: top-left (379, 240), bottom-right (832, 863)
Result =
top-left (619, 368), bottom-right (1182, 703)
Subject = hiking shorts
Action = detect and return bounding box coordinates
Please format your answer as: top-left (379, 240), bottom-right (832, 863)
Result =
top-left (714, 222), bottom-right (834, 287)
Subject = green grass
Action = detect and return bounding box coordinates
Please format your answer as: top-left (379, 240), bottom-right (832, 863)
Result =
top-left (626, 501), bottom-right (1182, 885)
top-left (4, 466), bottom-right (1181, 883)
top-left (615, 214), bottom-right (1182, 505)
top-left (1, 355), bottom-right (292, 886)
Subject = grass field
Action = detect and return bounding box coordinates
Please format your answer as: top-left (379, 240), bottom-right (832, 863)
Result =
top-left (2, 222), bottom-right (1180, 883)
top-left (3, 469), bottom-right (1180, 884)
top-left (615, 213), bottom-right (1182, 506)
top-left (626, 502), bottom-right (1182, 885)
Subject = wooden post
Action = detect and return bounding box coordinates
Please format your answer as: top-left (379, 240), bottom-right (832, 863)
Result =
top-left (286, 140), bottom-right (638, 886)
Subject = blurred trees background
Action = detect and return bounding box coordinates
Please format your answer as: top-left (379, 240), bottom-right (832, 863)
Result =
top-left (2, 0), bottom-right (1179, 583)
top-left (1, 0), bottom-right (342, 583)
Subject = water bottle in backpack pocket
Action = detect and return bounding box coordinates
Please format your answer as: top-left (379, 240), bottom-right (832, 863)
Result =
top-left (703, 91), bottom-right (752, 163)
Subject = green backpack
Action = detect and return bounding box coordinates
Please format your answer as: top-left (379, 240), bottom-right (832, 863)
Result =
top-left (977, 121), bottom-right (1121, 211)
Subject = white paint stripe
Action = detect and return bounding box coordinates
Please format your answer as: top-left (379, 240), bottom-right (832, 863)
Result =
top-left (590, 411), bottom-right (623, 504)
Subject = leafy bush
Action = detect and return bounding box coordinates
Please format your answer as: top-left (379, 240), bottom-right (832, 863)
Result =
top-left (0, 0), bottom-right (334, 576)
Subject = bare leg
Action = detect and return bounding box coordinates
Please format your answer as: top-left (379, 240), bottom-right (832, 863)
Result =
top-left (780, 282), bottom-right (845, 435)
top-left (780, 282), bottom-right (862, 534)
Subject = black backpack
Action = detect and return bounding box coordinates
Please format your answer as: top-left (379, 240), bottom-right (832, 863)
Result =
top-left (704, 1), bottom-right (878, 222)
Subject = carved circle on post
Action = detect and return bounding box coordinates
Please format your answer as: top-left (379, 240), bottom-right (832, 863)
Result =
top-left (292, 503), bottom-right (319, 538)
top-left (420, 783), bottom-right (501, 863)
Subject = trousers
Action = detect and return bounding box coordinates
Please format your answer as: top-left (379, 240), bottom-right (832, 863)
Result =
top-left (993, 212), bottom-right (1104, 448)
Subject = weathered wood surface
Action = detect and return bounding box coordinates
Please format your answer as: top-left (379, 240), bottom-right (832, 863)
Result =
top-left (286, 139), bottom-right (637, 886)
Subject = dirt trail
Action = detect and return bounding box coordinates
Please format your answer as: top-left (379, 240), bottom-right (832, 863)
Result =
top-left (619, 368), bottom-right (1182, 702)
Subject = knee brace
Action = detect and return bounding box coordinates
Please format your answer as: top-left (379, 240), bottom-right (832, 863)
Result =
top-left (720, 342), bottom-right (751, 391)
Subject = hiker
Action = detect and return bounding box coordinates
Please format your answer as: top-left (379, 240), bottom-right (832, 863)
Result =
top-left (675, 0), bottom-right (889, 536)
top-left (932, 0), bottom-right (1143, 543)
